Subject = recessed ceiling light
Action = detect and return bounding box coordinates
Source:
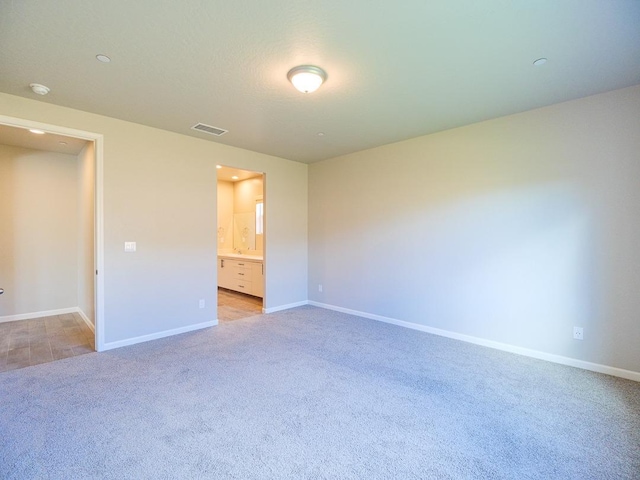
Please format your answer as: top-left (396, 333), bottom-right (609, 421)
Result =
top-left (317, 132), bottom-right (325, 137)
top-left (29, 83), bottom-right (50, 95)
top-left (96, 54), bottom-right (111, 63)
top-left (231, 175), bottom-right (239, 180)
top-left (287, 65), bottom-right (327, 93)
top-left (216, 165), bottom-right (222, 169)
top-left (533, 58), bottom-right (547, 66)
top-left (29, 129), bottom-right (45, 135)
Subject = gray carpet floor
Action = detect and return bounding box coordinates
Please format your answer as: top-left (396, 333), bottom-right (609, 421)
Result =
top-left (1, 306), bottom-right (639, 479)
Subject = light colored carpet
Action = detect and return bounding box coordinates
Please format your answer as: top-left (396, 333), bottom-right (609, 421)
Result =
top-left (1, 306), bottom-right (638, 479)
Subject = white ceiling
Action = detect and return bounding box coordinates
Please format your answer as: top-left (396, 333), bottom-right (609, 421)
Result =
top-left (1, 1), bottom-right (639, 164)
top-left (0, 124), bottom-right (88, 155)
top-left (217, 165), bottom-right (262, 183)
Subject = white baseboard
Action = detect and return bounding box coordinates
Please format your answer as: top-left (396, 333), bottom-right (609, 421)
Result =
top-left (0, 307), bottom-right (79, 324)
top-left (2, 306), bottom-right (97, 335)
top-left (100, 320), bottom-right (218, 351)
top-left (263, 300), bottom-right (309, 314)
top-left (76, 308), bottom-right (95, 334)
top-left (308, 301), bottom-right (640, 383)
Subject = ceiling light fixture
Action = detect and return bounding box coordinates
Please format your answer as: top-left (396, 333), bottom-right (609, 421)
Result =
top-left (231, 175), bottom-right (239, 180)
top-left (29, 129), bottom-right (45, 135)
top-left (96, 54), bottom-right (111, 63)
top-left (29, 83), bottom-right (50, 95)
top-left (533, 58), bottom-right (547, 66)
top-left (216, 165), bottom-right (222, 169)
top-left (287, 65), bottom-right (327, 93)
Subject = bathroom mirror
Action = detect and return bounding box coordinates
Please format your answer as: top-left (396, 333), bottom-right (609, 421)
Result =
top-left (233, 212), bottom-right (256, 251)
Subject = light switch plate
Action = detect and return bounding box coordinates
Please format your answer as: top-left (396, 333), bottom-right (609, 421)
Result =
top-left (124, 241), bottom-right (136, 252)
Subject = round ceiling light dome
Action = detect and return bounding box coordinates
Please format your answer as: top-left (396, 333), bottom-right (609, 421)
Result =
top-left (287, 65), bottom-right (327, 93)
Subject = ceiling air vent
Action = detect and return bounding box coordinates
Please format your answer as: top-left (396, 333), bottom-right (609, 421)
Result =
top-left (191, 123), bottom-right (228, 136)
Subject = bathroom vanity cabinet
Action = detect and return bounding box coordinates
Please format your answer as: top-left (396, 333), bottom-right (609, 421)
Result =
top-left (218, 255), bottom-right (264, 298)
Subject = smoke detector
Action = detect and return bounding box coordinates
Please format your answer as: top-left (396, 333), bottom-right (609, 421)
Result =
top-left (30, 83), bottom-right (50, 95)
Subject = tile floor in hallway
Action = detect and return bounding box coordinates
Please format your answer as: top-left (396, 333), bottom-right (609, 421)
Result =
top-left (0, 291), bottom-right (260, 372)
top-left (218, 288), bottom-right (263, 322)
top-left (0, 312), bottom-right (95, 373)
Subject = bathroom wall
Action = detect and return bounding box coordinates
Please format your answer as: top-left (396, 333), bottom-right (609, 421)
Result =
top-left (217, 175), bottom-right (264, 254)
top-left (234, 176), bottom-right (264, 253)
top-left (217, 180), bottom-right (234, 251)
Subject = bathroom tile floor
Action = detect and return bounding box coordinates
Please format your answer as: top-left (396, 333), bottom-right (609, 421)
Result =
top-left (0, 313), bottom-right (95, 373)
top-left (218, 288), bottom-right (263, 322)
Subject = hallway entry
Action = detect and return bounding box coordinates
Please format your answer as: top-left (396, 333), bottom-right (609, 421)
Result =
top-left (0, 117), bottom-right (104, 353)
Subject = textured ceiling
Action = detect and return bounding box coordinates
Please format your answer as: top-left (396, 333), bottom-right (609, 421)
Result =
top-left (1, 0), bottom-right (639, 164)
top-left (0, 124), bottom-right (88, 155)
top-left (217, 166), bottom-right (262, 183)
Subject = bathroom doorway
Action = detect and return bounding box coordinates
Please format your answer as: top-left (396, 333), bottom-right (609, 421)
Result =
top-left (216, 166), bottom-right (265, 322)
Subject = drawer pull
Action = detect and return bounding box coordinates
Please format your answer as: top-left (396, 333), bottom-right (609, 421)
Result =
top-left (238, 273), bottom-right (244, 276)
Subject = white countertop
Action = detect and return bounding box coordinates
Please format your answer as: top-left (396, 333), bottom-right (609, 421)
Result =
top-left (218, 253), bottom-right (263, 261)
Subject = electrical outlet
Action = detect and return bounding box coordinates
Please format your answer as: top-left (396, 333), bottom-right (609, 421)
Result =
top-left (318, 284), bottom-right (323, 292)
top-left (124, 241), bottom-right (136, 252)
top-left (573, 326), bottom-right (583, 340)
top-left (199, 299), bottom-right (205, 309)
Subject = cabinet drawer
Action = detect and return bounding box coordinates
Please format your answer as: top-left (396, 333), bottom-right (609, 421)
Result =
top-left (221, 259), bottom-right (251, 268)
top-left (234, 280), bottom-right (252, 292)
top-left (218, 256), bottom-right (262, 298)
top-left (232, 267), bottom-right (251, 280)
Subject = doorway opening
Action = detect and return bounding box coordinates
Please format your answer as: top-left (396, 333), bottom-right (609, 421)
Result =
top-left (216, 166), bottom-right (265, 322)
top-left (0, 115), bottom-right (104, 364)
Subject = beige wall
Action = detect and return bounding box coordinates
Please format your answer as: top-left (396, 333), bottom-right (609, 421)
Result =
top-left (77, 142), bottom-right (95, 326)
top-left (309, 84), bottom-right (640, 373)
top-left (0, 92), bottom-right (308, 347)
top-left (218, 176), bottom-right (264, 253)
top-left (0, 145), bottom-right (79, 317)
top-left (217, 180), bottom-right (234, 251)
top-left (234, 176), bottom-right (264, 253)
top-left (233, 176), bottom-right (263, 213)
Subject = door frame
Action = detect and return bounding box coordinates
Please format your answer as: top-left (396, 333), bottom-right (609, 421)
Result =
top-left (0, 114), bottom-right (105, 351)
